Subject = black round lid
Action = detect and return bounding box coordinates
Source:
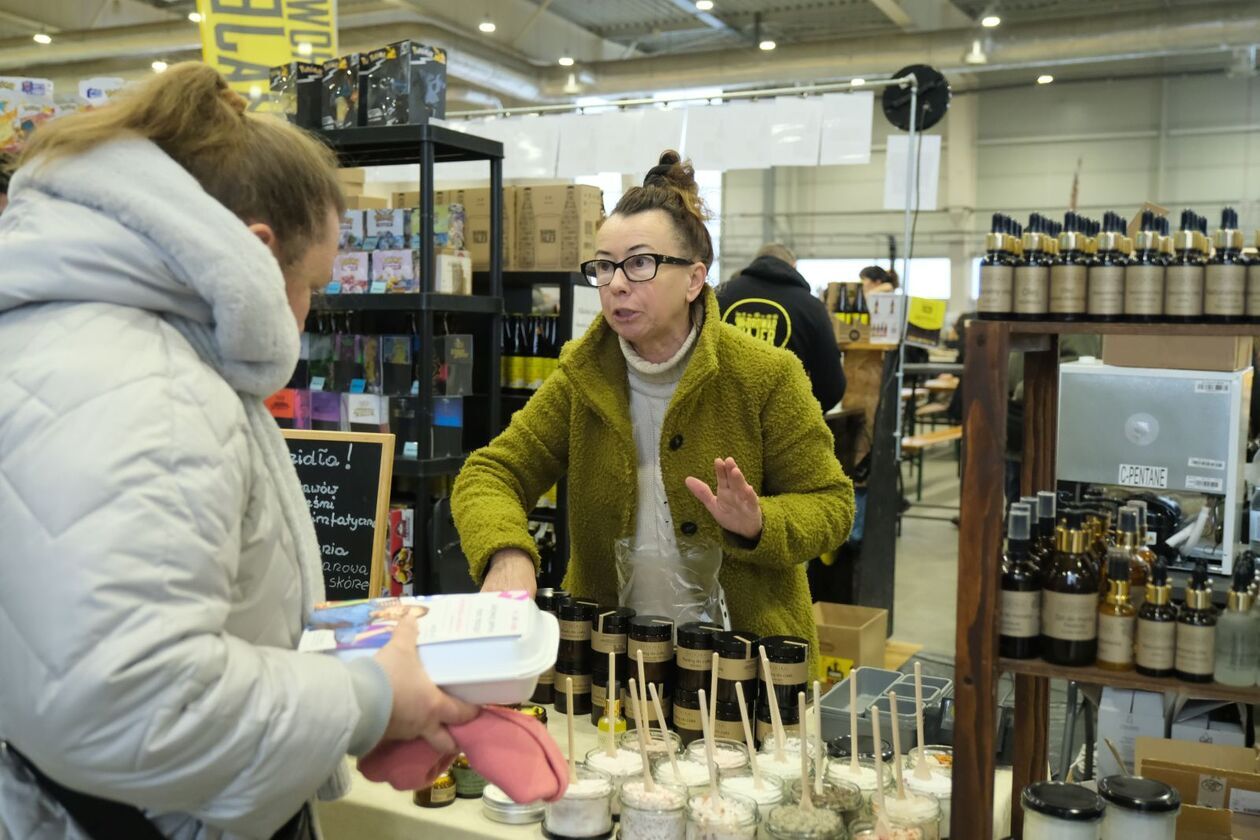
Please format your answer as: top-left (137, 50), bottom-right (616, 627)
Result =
top-left (557, 598), bottom-right (598, 622)
top-left (535, 588), bottom-right (558, 612)
top-left (760, 635), bottom-right (810, 664)
top-left (628, 614), bottom-right (674, 640)
top-left (677, 621), bottom-right (724, 649)
top-left (594, 607), bottom-right (636, 635)
top-left (713, 631), bottom-right (761, 659)
top-left (826, 735), bottom-right (894, 763)
top-left (1098, 776), bottom-right (1181, 813)
top-left (1021, 781), bottom-right (1104, 821)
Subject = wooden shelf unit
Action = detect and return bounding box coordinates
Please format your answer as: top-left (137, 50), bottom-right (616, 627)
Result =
top-left (952, 318), bottom-right (1260, 840)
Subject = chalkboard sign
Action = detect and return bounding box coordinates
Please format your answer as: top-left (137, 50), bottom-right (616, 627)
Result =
top-left (282, 430), bottom-right (395, 601)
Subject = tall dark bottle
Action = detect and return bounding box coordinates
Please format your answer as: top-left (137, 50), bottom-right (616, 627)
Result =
top-left (1041, 511), bottom-right (1100, 666)
top-left (1125, 210), bottom-right (1165, 322)
top-left (1175, 561), bottom-right (1218, 683)
top-left (1247, 229), bottom-right (1260, 324)
top-left (1135, 558), bottom-right (1178, 677)
top-left (1164, 209), bottom-right (1205, 322)
top-left (1087, 212), bottom-right (1126, 321)
top-left (977, 213), bottom-right (1015, 319)
top-left (1033, 491), bottom-right (1058, 569)
top-left (1049, 212), bottom-right (1089, 320)
top-left (1205, 207), bottom-right (1246, 323)
top-left (1013, 214), bottom-right (1051, 320)
top-left (1001, 503), bottom-right (1042, 659)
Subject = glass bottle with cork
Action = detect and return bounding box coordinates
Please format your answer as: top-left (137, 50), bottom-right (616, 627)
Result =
top-left (1087, 212), bottom-right (1127, 322)
top-left (1050, 212), bottom-right (1090, 321)
top-left (977, 213), bottom-right (1015, 320)
top-left (1041, 511), bottom-right (1100, 666)
top-left (1124, 210), bottom-right (1166, 323)
top-left (1174, 561), bottom-right (1218, 684)
top-left (1013, 213), bottom-right (1052, 320)
top-left (1001, 503), bottom-right (1042, 660)
top-left (1136, 557), bottom-right (1178, 678)
top-left (1205, 207), bottom-right (1246, 323)
top-left (1163, 210), bottom-right (1205, 322)
top-left (1096, 554), bottom-right (1137, 671)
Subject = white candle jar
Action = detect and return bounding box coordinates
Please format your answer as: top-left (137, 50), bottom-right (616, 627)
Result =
top-left (1021, 781), bottom-right (1104, 840)
top-left (685, 791), bottom-right (759, 840)
top-left (1098, 775), bottom-right (1180, 840)
top-left (620, 777), bottom-right (688, 840)
top-left (543, 765), bottom-right (614, 840)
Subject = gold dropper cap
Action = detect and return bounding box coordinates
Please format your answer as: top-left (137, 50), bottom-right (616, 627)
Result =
top-left (1228, 588), bottom-right (1255, 613)
top-left (1215, 228), bottom-right (1244, 251)
top-left (1146, 582), bottom-right (1171, 606)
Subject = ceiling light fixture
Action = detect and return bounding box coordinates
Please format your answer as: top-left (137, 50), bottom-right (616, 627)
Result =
top-left (964, 38), bottom-right (988, 65)
top-left (981, 14), bottom-right (1001, 27)
top-left (478, 19), bottom-right (496, 33)
top-left (1037, 74), bottom-right (1054, 84)
top-left (851, 77), bottom-right (866, 86)
top-left (558, 56), bottom-right (574, 66)
top-left (696, 0), bottom-right (715, 10)
top-left (297, 41), bottom-right (313, 56)
top-left (32, 32), bottom-right (51, 44)
top-left (188, 11), bottom-right (203, 23)
top-left (151, 60), bottom-right (168, 73)
top-left (759, 39), bottom-right (776, 51)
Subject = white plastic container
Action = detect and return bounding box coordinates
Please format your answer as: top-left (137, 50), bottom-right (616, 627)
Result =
top-left (1021, 781), bottom-right (1104, 840)
top-left (299, 591), bottom-right (558, 704)
top-left (1099, 775), bottom-right (1179, 840)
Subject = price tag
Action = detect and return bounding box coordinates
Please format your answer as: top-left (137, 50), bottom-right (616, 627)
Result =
top-left (309, 376), bottom-right (326, 392)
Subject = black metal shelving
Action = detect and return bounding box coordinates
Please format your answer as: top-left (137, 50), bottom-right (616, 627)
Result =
top-left (314, 125), bottom-right (505, 594)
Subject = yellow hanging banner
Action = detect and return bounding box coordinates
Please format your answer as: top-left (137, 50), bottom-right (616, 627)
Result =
top-left (195, 0), bottom-right (338, 105)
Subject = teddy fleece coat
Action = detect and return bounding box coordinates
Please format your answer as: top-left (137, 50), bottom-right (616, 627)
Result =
top-left (452, 289), bottom-right (855, 655)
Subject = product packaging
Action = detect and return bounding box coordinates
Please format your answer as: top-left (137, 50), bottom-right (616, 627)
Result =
top-left (381, 336), bottom-right (414, 396)
top-left (330, 252), bottom-right (370, 294)
top-left (307, 335), bottom-right (334, 389)
top-left (309, 390), bottom-right (343, 431)
top-left (342, 394), bottom-right (389, 434)
top-left (289, 334), bottom-right (311, 389)
top-left (330, 334), bottom-right (365, 392)
top-left (435, 187), bottom-right (516, 270)
top-left (264, 389), bottom-right (298, 429)
top-left (370, 250), bottom-right (418, 293)
top-left (388, 397), bottom-right (421, 457)
top-left (386, 506), bottom-right (414, 597)
top-left (321, 54), bottom-right (361, 129)
top-left (432, 397), bottom-right (464, 457)
top-left (361, 334), bottom-right (383, 394)
top-left (365, 209), bottom-right (408, 250)
top-left (359, 40), bottom-right (447, 126)
top-left (269, 61), bottom-right (323, 129)
top-left (514, 185), bottom-right (603, 271)
top-left (436, 334), bottom-right (474, 396)
top-left (435, 249), bottom-right (473, 295)
top-left (299, 592), bottom-right (560, 704)
top-left (339, 211), bottom-right (366, 251)
top-left (78, 77), bottom-right (125, 110)
top-left (292, 390), bottom-right (312, 429)
top-left (0, 77), bottom-right (56, 153)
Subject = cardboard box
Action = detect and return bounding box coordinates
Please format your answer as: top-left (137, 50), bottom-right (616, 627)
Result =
top-left (337, 167), bottom-right (367, 186)
top-left (345, 194), bottom-right (388, 210)
top-left (812, 602), bottom-right (887, 683)
top-left (1103, 335), bottom-right (1254, 372)
top-left (1097, 688), bottom-right (1169, 778)
top-left (514, 184), bottom-right (602, 271)
top-left (834, 316), bottom-right (870, 346)
top-left (1136, 737), bottom-right (1260, 818)
top-left (1171, 700), bottom-right (1250, 748)
top-left (436, 187), bottom-right (516, 270)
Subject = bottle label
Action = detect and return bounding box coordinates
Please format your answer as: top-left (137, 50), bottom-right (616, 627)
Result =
top-left (1049, 264), bottom-right (1088, 313)
top-left (1164, 265), bottom-right (1204, 317)
top-left (1013, 265), bottom-right (1050, 315)
top-left (1042, 590), bottom-right (1099, 641)
top-left (714, 719), bottom-right (744, 741)
top-left (1247, 265), bottom-right (1260, 317)
top-left (978, 264), bottom-right (1013, 314)
top-left (677, 647), bottom-right (714, 672)
top-left (625, 690), bottom-right (670, 721)
top-left (1136, 618), bottom-right (1176, 670)
top-left (524, 356), bottom-right (545, 391)
top-left (430, 783), bottom-right (456, 805)
top-left (1097, 612), bottom-right (1136, 665)
top-left (1125, 265), bottom-right (1165, 315)
top-left (560, 619), bottom-right (592, 642)
top-left (1175, 623), bottom-right (1216, 676)
top-left (1000, 589), bottom-right (1041, 639)
top-left (761, 659), bottom-right (809, 687)
top-left (718, 657), bottom-right (757, 681)
top-left (673, 703), bottom-right (703, 731)
top-left (1204, 264), bottom-right (1245, 316)
top-left (1088, 266), bottom-right (1125, 315)
top-left (508, 356), bottom-right (528, 390)
top-left (592, 630), bottom-right (628, 655)
top-left (539, 666), bottom-right (555, 686)
top-left (628, 638), bottom-right (674, 664)
top-left (558, 673), bottom-right (592, 693)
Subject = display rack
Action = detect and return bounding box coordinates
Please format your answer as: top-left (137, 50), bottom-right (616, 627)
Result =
top-left (314, 125), bottom-right (504, 594)
top-left (952, 318), bottom-right (1260, 839)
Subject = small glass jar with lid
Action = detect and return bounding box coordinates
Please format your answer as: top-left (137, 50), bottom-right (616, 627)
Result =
top-left (481, 783), bottom-right (544, 825)
top-left (762, 803), bottom-right (846, 840)
top-left (685, 738), bottom-right (750, 772)
top-left (788, 777), bottom-right (863, 827)
top-left (1020, 781), bottom-right (1104, 840)
top-left (543, 765), bottom-right (614, 840)
top-left (719, 769), bottom-right (786, 813)
top-left (685, 790), bottom-right (758, 840)
top-left (1098, 775), bottom-right (1180, 840)
top-left (872, 792), bottom-right (942, 840)
top-left (619, 776), bottom-right (687, 840)
top-left (585, 746), bottom-right (645, 818)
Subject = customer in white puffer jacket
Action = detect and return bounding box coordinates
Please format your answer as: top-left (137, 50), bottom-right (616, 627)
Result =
top-left (0, 64), bottom-right (475, 840)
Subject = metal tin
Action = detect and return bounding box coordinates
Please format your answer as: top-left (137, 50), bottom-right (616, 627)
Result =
top-left (482, 783), bottom-right (545, 824)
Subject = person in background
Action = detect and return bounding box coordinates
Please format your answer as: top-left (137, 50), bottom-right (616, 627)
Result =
top-left (860, 264), bottom-right (898, 295)
top-left (0, 64), bottom-right (475, 840)
top-left (717, 243), bottom-right (845, 411)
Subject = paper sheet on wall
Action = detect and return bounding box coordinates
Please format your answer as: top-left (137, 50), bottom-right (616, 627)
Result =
top-left (556, 108), bottom-right (685, 177)
top-left (818, 91), bottom-right (874, 165)
top-left (768, 97), bottom-right (823, 167)
top-left (883, 134), bottom-right (941, 211)
top-left (682, 101), bottom-right (772, 171)
top-left (570, 285), bottom-right (602, 339)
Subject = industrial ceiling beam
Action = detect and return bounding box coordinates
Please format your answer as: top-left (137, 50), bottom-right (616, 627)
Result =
top-left (866, 0), bottom-right (913, 29)
top-left (0, 7), bottom-right (61, 32)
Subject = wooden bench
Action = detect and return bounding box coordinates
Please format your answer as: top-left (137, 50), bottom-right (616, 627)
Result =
top-left (914, 401), bottom-right (952, 432)
top-left (902, 425), bottom-right (963, 500)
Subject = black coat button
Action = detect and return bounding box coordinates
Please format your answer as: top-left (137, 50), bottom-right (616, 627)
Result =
top-left (669, 434), bottom-right (684, 450)
top-left (681, 521), bottom-right (698, 536)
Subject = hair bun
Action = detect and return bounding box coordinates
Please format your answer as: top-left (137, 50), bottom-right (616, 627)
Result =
top-left (642, 148), bottom-right (707, 219)
top-left (658, 150), bottom-right (682, 167)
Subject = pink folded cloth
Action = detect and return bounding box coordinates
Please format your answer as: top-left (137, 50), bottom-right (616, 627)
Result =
top-left (358, 705), bottom-right (571, 803)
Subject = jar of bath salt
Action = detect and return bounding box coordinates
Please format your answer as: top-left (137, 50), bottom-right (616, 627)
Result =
top-left (544, 765), bottom-right (614, 840)
top-left (847, 821), bottom-right (876, 840)
top-left (871, 792), bottom-right (942, 840)
top-left (621, 728), bottom-right (684, 757)
top-left (620, 777), bottom-right (687, 840)
top-left (586, 746), bottom-right (646, 818)
top-left (685, 791), bottom-right (759, 840)
top-left (906, 746), bottom-right (952, 777)
top-left (788, 777), bottom-right (863, 827)
top-left (825, 759), bottom-right (892, 812)
top-left (756, 735), bottom-right (810, 784)
top-left (652, 755), bottom-right (713, 798)
top-left (719, 769), bottom-right (786, 813)
top-left (686, 738), bottom-right (750, 772)
top-left (904, 768), bottom-right (952, 838)
top-left (762, 803), bottom-right (846, 840)
top-left (1098, 775), bottom-right (1179, 840)
top-left (1020, 781), bottom-right (1103, 840)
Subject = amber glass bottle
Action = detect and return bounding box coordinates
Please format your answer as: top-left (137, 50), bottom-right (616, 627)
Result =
top-left (1097, 555), bottom-right (1137, 671)
top-left (1042, 512), bottom-right (1100, 666)
top-left (1001, 504), bottom-right (1042, 660)
top-left (1135, 558), bottom-right (1178, 677)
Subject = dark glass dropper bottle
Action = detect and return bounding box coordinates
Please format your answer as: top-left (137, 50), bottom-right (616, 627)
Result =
top-left (1136, 557), bottom-right (1178, 677)
top-left (1001, 503), bottom-right (1042, 659)
top-left (1088, 212), bottom-right (1126, 321)
top-left (1205, 207), bottom-right (1246, 324)
top-left (1175, 560), bottom-right (1218, 684)
top-left (1125, 210), bottom-right (1165, 323)
top-left (1041, 511), bottom-right (1100, 666)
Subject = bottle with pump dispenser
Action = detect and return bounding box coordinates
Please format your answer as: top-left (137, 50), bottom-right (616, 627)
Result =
top-left (978, 214), bottom-right (1015, 319)
top-left (1115, 506), bottom-right (1150, 611)
top-left (1050, 213), bottom-right (1090, 320)
top-left (1033, 491), bottom-right (1058, 570)
top-left (1096, 555), bottom-right (1137, 671)
top-left (1175, 561), bottom-right (1218, 683)
top-left (1013, 214), bottom-right (1052, 320)
top-left (1205, 207), bottom-right (1246, 323)
top-left (1001, 503), bottom-right (1042, 660)
top-left (1164, 210), bottom-right (1205, 321)
top-left (1041, 511), bottom-right (1100, 666)
top-left (1088, 213), bottom-right (1127, 321)
top-left (1213, 557), bottom-right (1258, 686)
top-left (1136, 558), bottom-right (1178, 678)
top-left (1125, 210), bottom-right (1166, 322)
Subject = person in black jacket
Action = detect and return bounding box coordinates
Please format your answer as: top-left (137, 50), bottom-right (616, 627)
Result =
top-left (717, 243), bottom-right (845, 410)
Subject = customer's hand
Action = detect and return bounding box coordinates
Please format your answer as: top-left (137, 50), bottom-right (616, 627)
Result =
top-left (373, 613), bottom-right (479, 752)
top-left (481, 548), bottom-right (538, 597)
top-left (685, 457), bottom-right (764, 542)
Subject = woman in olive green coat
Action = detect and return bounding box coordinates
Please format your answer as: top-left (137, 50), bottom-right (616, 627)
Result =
top-left (452, 151), bottom-right (854, 654)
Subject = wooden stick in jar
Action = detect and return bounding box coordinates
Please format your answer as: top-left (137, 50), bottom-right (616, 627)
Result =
top-left (888, 690), bottom-right (906, 800)
top-left (636, 648), bottom-right (650, 731)
top-left (913, 662), bottom-right (933, 781)
top-left (872, 705), bottom-right (891, 835)
top-left (628, 678), bottom-right (655, 792)
top-left (698, 687), bottom-right (720, 798)
top-left (813, 680), bottom-right (824, 797)
top-left (759, 647), bottom-right (787, 763)
top-left (566, 676), bottom-right (577, 783)
top-left (849, 667), bottom-right (861, 774)
top-left (798, 691), bottom-right (813, 811)
top-left (647, 681), bottom-right (679, 779)
top-left (709, 651), bottom-right (719, 737)
top-left (607, 650), bottom-right (618, 758)
top-left (734, 681), bottom-right (762, 790)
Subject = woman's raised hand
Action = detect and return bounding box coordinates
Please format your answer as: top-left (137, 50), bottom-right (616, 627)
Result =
top-left (685, 457), bottom-right (764, 542)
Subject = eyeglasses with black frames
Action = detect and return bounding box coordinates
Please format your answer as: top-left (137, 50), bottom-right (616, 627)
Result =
top-left (579, 253), bottom-right (696, 287)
